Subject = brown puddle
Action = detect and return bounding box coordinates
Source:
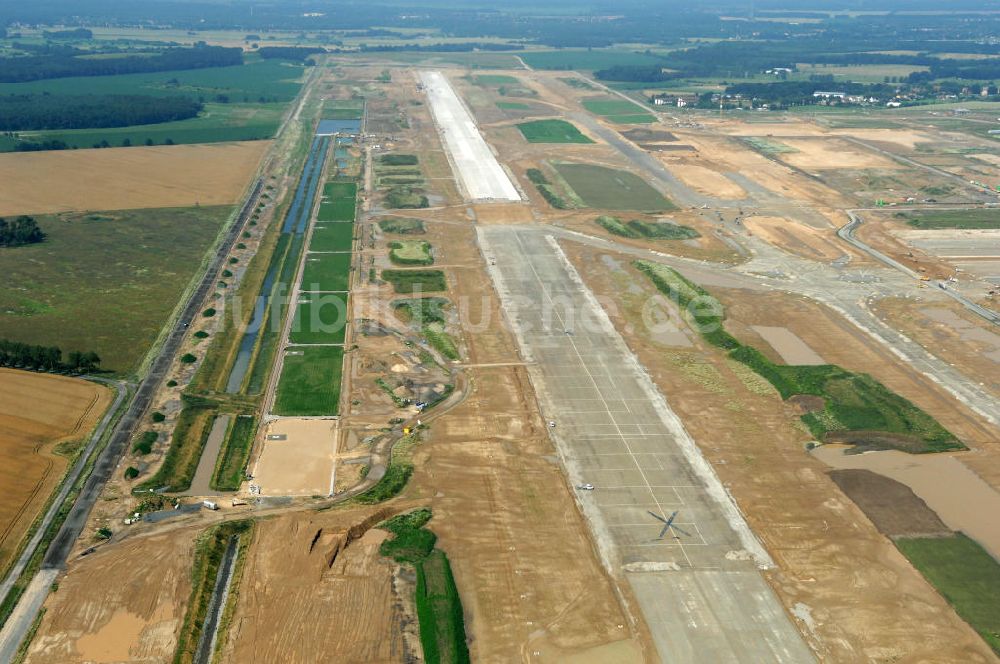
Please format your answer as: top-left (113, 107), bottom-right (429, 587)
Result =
top-left (812, 445), bottom-right (1000, 559)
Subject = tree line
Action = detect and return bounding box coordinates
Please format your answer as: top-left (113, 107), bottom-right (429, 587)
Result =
top-left (0, 215), bottom-right (45, 247)
top-left (0, 45), bottom-right (242, 83)
top-left (0, 339), bottom-right (101, 373)
top-left (0, 94), bottom-right (202, 131)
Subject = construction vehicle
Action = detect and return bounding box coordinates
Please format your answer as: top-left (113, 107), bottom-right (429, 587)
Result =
top-left (231, 499), bottom-right (248, 507)
top-left (576, 483), bottom-right (595, 491)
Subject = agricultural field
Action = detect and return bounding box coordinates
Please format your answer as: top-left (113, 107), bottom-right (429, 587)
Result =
top-left (516, 119), bottom-right (594, 144)
top-left (553, 163), bottom-right (675, 211)
top-left (316, 181), bottom-right (358, 222)
top-left (0, 141), bottom-right (267, 215)
top-left (274, 345), bottom-right (344, 416)
top-left (0, 206), bottom-right (232, 372)
top-left (519, 49), bottom-right (668, 71)
top-left (6, 103), bottom-right (284, 152)
top-left (289, 293), bottom-right (349, 345)
top-left (309, 222), bottom-right (355, 252)
top-left (896, 534), bottom-right (1000, 656)
top-left (211, 414), bottom-right (256, 491)
top-left (581, 98), bottom-right (655, 124)
top-left (0, 370), bottom-right (111, 571)
top-left (301, 252), bottom-right (353, 292)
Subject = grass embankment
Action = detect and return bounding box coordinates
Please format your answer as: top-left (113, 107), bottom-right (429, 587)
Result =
top-left (497, 101), bottom-right (530, 110)
top-left (273, 345), bottom-right (344, 416)
top-left (173, 520), bottom-right (254, 664)
top-left (900, 209), bottom-right (1000, 230)
top-left (389, 240), bottom-right (434, 265)
top-left (354, 432), bottom-right (421, 504)
top-left (526, 168), bottom-right (571, 210)
top-left (378, 154), bottom-right (419, 167)
top-left (378, 509), bottom-right (471, 664)
top-left (472, 74), bottom-right (519, 86)
top-left (635, 260), bottom-right (962, 453)
top-left (0, 206), bottom-right (231, 374)
top-left (382, 270), bottom-right (447, 293)
top-left (554, 163), bottom-right (674, 211)
top-left (596, 215), bottom-right (699, 240)
top-left (896, 534), bottom-right (1000, 656)
top-left (517, 119), bottom-right (593, 144)
top-left (392, 297), bottom-right (460, 360)
top-left (378, 217), bottom-right (426, 235)
top-left (136, 395), bottom-right (221, 493)
top-left (210, 414), bottom-right (256, 491)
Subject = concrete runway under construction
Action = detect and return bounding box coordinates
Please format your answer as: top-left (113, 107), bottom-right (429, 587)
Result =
top-left (480, 225), bottom-right (814, 663)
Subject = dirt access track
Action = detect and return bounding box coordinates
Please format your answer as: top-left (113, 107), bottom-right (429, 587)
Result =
top-left (0, 369), bottom-right (111, 572)
top-left (0, 141), bottom-right (270, 216)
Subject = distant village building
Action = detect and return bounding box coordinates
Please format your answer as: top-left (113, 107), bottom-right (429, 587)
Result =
top-left (812, 91), bottom-right (847, 99)
top-left (650, 93), bottom-right (699, 108)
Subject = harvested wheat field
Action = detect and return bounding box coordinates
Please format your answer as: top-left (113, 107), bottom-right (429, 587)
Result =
top-left (0, 369), bottom-right (111, 571)
top-left (0, 141), bottom-right (269, 216)
top-left (25, 530), bottom-right (195, 664)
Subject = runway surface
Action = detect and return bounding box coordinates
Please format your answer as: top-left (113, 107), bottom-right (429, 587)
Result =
top-left (480, 225), bottom-right (814, 663)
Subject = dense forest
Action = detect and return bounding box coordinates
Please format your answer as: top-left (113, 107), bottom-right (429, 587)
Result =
top-left (0, 94), bottom-right (202, 130)
top-left (0, 44), bottom-right (242, 83)
top-left (0, 216), bottom-right (45, 247)
top-left (0, 339), bottom-right (101, 373)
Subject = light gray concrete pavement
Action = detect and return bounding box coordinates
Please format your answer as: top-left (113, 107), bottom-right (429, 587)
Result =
top-left (480, 225), bottom-right (814, 663)
top-left (420, 70), bottom-right (521, 202)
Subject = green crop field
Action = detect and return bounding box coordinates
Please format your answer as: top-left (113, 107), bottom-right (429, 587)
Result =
top-left (520, 49), bottom-right (667, 71)
top-left (582, 99), bottom-right (655, 124)
top-left (900, 209), bottom-right (1000, 229)
top-left (301, 252), bottom-right (353, 292)
top-left (516, 119), bottom-right (594, 144)
top-left (0, 58), bottom-right (304, 101)
top-left (289, 293), bottom-right (349, 344)
top-left (317, 181), bottom-right (357, 222)
top-left (473, 74), bottom-right (519, 85)
top-left (497, 101), bottom-right (530, 110)
top-left (389, 240), bottom-right (434, 265)
top-left (382, 270), bottom-right (447, 293)
top-left (0, 205), bottom-right (231, 373)
top-left (309, 222), bottom-right (354, 252)
top-left (554, 163), bottom-right (674, 211)
top-left (635, 260), bottom-right (963, 453)
top-left (9, 102), bottom-right (285, 152)
top-left (897, 534), bottom-right (1000, 655)
top-left (274, 345), bottom-right (344, 416)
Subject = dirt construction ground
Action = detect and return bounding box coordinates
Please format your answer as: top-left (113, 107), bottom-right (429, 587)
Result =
top-left (0, 369), bottom-right (111, 572)
top-left (0, 141), bottom-right (270, 215)
top-left (25, 529), bottom-right (195, 663)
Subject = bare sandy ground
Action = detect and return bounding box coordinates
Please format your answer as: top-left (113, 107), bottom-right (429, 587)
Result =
top-left (830, 128), bottom-right (935, 150)
top-left (743, 215), bottom-right (849, 261)
top-left (26, 531), bottom-right (194, 663)
top-left (0, 369), bottom-right (111, 571)
top-left (751, 326), bottom-right (826, 365)
top-left (0, 141), bottom-right (269, 215)
top-left (778, 137), bottom-right (899, 171)
top-left (252, 418), bottom-right (338, 496)
top-left (658, 159), bottom-right (748, 199)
